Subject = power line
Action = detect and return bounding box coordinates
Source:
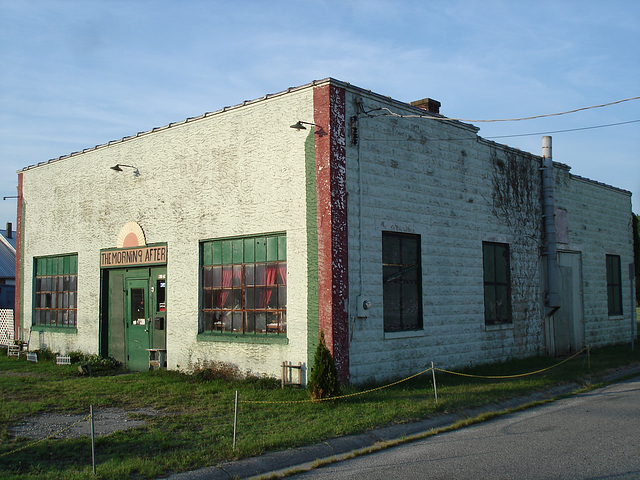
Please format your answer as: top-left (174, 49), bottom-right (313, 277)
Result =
top-left (485, 119), bottom-right (640, 139)
top-left (363, 96), bottom-right (640, 123)
top-left (361, 119), bottom-right (640, 143)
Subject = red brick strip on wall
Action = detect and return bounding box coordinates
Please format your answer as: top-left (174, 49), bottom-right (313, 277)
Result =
top-left (313, 83), bottom-right (349, 384)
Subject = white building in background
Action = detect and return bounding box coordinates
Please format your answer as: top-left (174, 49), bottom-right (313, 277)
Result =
top-left (14, 78), bottom-right (635, 384)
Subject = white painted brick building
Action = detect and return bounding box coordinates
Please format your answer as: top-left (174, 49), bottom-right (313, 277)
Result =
top-left (15, 79), bottom-right (634, 384)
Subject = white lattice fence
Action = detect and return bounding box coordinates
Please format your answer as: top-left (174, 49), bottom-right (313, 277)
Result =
top-left (0, 309), bottom-right (14, 345)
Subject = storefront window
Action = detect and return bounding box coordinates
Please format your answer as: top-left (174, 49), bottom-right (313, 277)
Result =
top-left (34, 254), bottom-right (78, 327)
top-left (201, 234), bottom-right (286, 335)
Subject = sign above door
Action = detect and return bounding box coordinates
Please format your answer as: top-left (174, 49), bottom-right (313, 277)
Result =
top-left (100, 222), bottom-right (167, 268)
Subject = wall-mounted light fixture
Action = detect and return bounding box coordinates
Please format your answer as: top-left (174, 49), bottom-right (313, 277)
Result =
top-left (290, 121), bottom-right (318, 130)
top-left (110, 164), bottom-right (140, 177)
top-left (290, 121), bottom-right (327, 136)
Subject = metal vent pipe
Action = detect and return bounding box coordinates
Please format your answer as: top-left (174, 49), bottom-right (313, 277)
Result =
top-left (542, 136), bottom-right (560, 317)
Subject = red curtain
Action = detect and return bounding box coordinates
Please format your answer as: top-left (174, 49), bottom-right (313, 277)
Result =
top-left (216, 266), bottom-right (234, 308)
top-left (259, 264), bottom-right (278, 308)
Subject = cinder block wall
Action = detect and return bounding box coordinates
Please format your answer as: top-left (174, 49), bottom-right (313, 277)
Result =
top-left (553, 170), bottom-right (634, 346)
top-left (343, 87), bottom-right (632, 384)
top-left (344, 89), bottom-right (542, 383)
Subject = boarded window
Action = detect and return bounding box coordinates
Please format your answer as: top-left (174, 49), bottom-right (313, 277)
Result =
top-left (606, 254), bottom-right (623, 316)
top-left (201, 234), bottom-right (286, 335)
top-left (34, 254), bottom-right (78, 327)
top-left (482, 242), bottom-right (512, 325)
top-left (382, 232), bottom-right (422, 332)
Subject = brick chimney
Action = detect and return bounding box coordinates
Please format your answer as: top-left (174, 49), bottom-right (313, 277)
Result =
top-left (411, 98), bottom-right (441, 114)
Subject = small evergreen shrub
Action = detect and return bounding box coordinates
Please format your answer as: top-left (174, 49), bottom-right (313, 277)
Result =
top-left (308, 331), bottom-right (341, 400)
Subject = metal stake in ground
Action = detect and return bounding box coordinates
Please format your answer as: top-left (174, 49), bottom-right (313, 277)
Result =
top-left (233, 391), bottom-right (239, 451)
top-left (431, 362), bottom-right (438, 404)
top-left (90, 405), bottom-right (96, 476)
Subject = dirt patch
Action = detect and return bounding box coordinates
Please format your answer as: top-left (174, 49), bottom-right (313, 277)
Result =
top-left (10, 407), bottom-right (165, 440)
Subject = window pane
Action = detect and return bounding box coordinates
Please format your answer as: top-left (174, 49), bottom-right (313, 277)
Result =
top-left (212, 241), bottom-right (222, 265)
top-left (495, 247), bottom-right (509, 283)
top-left (267, 236), bottom-right (278, 262)
top-left (232, 265), bottom-right (242, 287)
top-left (131, 288), bottom-right (145, 322)
top-left (606, 255), bottom-right (622, 315)
top-left (245, 264), bottom-right (255, 285)
top-left (246, 287), bottom-right (256, 309)
top-left (482, 242), bottom-right (511, 324)
top-left (220, 312), bottom-right (231, 331)
top-left (203, 311), bottom-right (215, 331)
top-left (232, 239), bottom-right (243, 263)
top-left (255, 264), bottom-right (266, 285)
top-left (203, 289), bottom-right (214, 309)
top-left (211, 265), bottom-right (222, 287)
top-left (231, 312), bottom-right (242, 332)
top-left (267, 312), bottom-right (279, 333)
top-left (202, 242), bottom-right (213, 266)
top-left (202, 266), bottom-right (213, 288)
top-left (403, 236), bottom-right (419, 265)
top-left (214, 289), bottom-right (228, 308)
top-left (244, 238), bottom-right (255, 263)
top-left (255, 238), bottom-right (266, 262)
top-left (278, 235), bottom-right (286, 261)
top-left (266, 287), bottom-right (277, 308)
top-left (221, 240), bottom-right (232, 264)
top-left (483, 244), bottom-right (495, 282)
top-left (255, 313), bottom-right (266, 333)
top-left (232, 289), bottom-right (242, 309)
top-left (382, 234), bottom-right (401, 265)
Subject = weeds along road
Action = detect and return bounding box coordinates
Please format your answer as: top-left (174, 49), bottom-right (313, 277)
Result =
top-left (287, 376), bottom-right (640, 480)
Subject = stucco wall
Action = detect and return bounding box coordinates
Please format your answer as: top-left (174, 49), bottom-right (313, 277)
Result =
top-left (343, 89), bottom-right (546, 384)
top-left (20, 87), bottom-right (315, 378)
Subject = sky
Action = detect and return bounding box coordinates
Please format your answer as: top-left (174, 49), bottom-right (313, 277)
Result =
top-left (1, 0), bottom-right (638, 228)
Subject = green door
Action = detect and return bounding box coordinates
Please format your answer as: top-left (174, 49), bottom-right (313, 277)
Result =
top-left (125, 277), bottom-right (151, 371)
top-left (105, 266), bottom-right (167, 371)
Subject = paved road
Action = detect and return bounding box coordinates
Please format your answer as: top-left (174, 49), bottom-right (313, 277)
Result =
top-left (287, 377), bottom-right (640, 480)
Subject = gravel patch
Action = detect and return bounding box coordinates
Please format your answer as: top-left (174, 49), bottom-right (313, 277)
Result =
top-left (10, 407), bottom-right (164, 440)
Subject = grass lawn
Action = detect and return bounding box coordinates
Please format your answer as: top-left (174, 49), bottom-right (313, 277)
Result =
top-left (1, 342), bottom-right (639, 480)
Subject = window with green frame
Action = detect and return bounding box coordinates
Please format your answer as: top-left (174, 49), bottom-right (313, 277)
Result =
top-left (482, 242), bottom-right (512, 325)
top-left (201, 234), bottom-right (286, 335)
top-left (34, 254), bottom-right (78, 327)
top-left (606, 254), bottom-right (623, 316)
